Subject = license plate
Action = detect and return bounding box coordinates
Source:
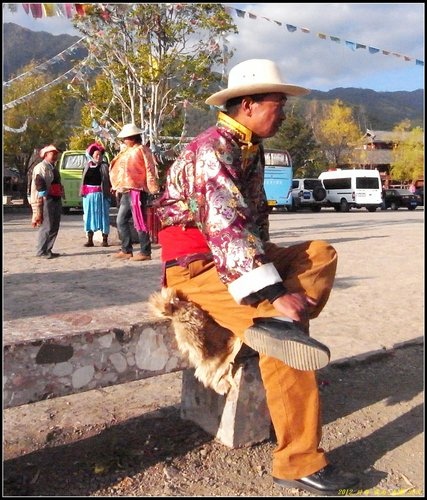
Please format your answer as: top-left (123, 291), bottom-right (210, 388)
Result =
top-left (267, 200), bottom-right (277, 206)
top-left (410, 201), bottom-right (417, 206)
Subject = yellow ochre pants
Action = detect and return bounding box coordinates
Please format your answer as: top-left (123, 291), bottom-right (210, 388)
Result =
top-left (165, 240), bottom-right (338, 480)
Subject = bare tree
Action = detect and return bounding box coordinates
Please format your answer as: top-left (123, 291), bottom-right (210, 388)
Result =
top-left (71, 3), bottom-right (237, 146)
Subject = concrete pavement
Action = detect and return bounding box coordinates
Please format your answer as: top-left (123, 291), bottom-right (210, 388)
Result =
top-left (3, 206), bottom-right (424, 406)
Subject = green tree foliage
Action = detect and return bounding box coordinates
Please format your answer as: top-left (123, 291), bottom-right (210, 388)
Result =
top-left (390, 120), bottom-right (424, 182)
top-left (264, 105), bottom-right (326, 176)
top-left (70, 3), bottom-right (237, 147)
top-left (313, 99), bottom-right (362, 168)
top-left (3, 62), bottom-right (75, 196)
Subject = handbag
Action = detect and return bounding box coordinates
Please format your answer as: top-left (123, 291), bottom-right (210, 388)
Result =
top-left (48, 183), bottom-right (64, 197)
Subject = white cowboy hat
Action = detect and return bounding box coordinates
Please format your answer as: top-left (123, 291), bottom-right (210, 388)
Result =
top-left (117, 123), bottom-right (144, 138)
top-left (205, 59), bottom-right (310, 106)
top-left (39, 144), bottom-right (60, 158)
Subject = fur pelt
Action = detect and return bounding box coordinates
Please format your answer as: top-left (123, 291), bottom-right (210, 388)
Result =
top-left (148, 287), bottom-right (242, 395)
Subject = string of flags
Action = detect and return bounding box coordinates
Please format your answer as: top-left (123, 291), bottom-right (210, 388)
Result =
top-left (3, 60), bottom-right (87, 110)
top-left (224, 6), bottom-right (423, 66)
top-left (4, 2), bottom-right (423, 131)
top-left (5, 3), bottom-right (89, 18)
top-left (3, 118), bottom-right (29, 133)
top-left (5, 3), bottom-right (423, 66)
top-left (3, 37), bottom-right (86, 87)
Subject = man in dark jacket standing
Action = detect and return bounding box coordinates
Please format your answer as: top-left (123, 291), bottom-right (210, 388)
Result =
top-left (30, 144), bottom-right (63, 259)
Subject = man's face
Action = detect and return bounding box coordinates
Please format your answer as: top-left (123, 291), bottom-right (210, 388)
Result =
top-left (248, 93), bottom-right (287, 139)
top-left (46, 151), bottom-right (59, 163)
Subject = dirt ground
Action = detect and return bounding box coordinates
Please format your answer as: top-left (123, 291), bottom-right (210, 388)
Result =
top-left (3, 342), bottom-right (423, 497)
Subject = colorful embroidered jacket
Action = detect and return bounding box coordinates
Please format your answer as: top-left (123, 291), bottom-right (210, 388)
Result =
top-left (157, 112), bottom-right (284, 305)
top-left (109, 144), bottom-right (159, 194)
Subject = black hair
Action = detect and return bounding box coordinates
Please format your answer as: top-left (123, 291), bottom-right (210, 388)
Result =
top-left (224, 93), bottom-right (276, 114)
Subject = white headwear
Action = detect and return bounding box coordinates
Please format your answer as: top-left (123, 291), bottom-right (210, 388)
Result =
top-left (206, 59), bottom-right (310, 106)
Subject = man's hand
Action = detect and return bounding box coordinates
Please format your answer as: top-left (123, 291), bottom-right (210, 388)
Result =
top-left (272, 292), bottom-right (317, 323)
top-left (31, 197), bottom-right (44, 228)
top-left (31, 214), bottom-right (43, 228)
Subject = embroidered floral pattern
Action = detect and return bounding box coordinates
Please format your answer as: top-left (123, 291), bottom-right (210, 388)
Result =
top-left (157, 116), bottom-right (271, 284)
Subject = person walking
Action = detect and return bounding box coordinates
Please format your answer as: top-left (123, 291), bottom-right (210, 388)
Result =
top-left (155, 59), bottom-right (359, 495)
top-left (80, 142), bottom-right (112, 248)
top-left (109, 123), bottom-right (159, 261)
top-left (30, 144), bottom-right (63, 259)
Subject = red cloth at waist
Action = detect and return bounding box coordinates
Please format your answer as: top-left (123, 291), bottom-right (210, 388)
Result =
top-left (158, 226), bottom-right (210, 262)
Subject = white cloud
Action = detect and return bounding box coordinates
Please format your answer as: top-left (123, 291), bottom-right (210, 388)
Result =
top-left (225, 3), bottom-right (424, 91)
top-left (3, 2), bottom-right (424, 91)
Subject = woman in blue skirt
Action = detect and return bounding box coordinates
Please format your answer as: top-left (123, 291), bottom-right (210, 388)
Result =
top-left (80, 142), bottom-right (112, 247)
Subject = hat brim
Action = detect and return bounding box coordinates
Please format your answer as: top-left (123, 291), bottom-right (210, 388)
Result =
top-left (117, 128), bottom-right (143, 138)
top-left (205, 83), bottom-right (310, 106)
top-left (40, 146), bottom-right (60, 158)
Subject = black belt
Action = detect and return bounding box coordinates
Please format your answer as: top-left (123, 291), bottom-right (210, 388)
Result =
top-left (165, 252), bottom-right (213, 269)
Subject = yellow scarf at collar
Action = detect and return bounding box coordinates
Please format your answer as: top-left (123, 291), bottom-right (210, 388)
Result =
top-left (217, 112), bottom-right (260, 168)
top-left (217, 111), bottom-right (255, 145)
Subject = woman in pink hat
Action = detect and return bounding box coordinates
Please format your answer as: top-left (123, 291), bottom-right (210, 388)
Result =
top-left (80, 142), bottom-right (112, 247)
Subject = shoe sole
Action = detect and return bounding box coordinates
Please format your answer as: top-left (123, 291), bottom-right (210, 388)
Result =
top-left (245, 324), bottom-right (330, 371)
top-left (113, 254), bottom-right (133, 259)
top-left (273, 477), bottom-right (342, 496)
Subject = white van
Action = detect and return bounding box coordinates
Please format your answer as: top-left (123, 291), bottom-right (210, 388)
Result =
top-left (319, 169), bottom-right (383, 212)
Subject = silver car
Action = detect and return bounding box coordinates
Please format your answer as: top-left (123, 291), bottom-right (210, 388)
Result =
top-left (291, 178), bottom-right (327, 212)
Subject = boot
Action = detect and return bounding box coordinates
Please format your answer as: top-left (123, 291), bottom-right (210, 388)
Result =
top-left (84, 231), bottom-right (94, 247)
top-left (101, 233), bottom-right (109, 247)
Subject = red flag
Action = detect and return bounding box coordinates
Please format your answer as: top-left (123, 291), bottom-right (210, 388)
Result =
top-left (30, 4), bottom-right (43, 18)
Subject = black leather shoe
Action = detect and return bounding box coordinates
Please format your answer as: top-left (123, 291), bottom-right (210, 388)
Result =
top-left (273, 464), bottom-right (360, 496)
top-left (244, 317), bottom-right (330, 371)
top-left (46, 251), bottom-right (60, 259)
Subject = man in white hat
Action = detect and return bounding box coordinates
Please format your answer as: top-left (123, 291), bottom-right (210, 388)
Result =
top-left (30, 144), bottom-right (63, 259)
top-left (109, 123), bottom-right (159, 261)
top-left (155, 59), bottom-right (359, 494)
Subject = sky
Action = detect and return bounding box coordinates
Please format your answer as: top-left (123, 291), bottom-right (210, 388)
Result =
top-left (2, 3), bottom-right (425, 92)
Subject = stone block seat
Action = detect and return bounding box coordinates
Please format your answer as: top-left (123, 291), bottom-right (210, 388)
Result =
top-left (4, 308), bottom-right (271, 449)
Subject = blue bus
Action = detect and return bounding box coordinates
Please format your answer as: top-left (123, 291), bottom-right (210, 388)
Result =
top-left (263, 149), bottom-right (293, 212)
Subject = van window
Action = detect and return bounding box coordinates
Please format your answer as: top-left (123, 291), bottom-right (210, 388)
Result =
top-left (356, 177), bottom-right (380, 189)
top-left (61, 154), bottom-right (86, 170)
top-left (322, 177), bottom-right (351, 190)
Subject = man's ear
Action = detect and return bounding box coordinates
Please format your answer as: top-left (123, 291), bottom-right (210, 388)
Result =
top-left (240, 96), bottom-right (254, 116)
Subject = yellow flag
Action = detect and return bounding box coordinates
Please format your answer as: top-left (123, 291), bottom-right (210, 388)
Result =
top-left (43, 4), bottom-right (56, 17)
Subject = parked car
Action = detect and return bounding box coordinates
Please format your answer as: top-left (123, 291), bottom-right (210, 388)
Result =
top-left (290, 178), bottom-right (327, 212)
top-left (383, 189), bottom-right (420, 210)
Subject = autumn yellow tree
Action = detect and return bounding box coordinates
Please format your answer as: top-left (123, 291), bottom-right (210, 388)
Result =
top-left (314, 99), bottom-right (362, 168)
top-left (390, 120), bottom-right (424, 182)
